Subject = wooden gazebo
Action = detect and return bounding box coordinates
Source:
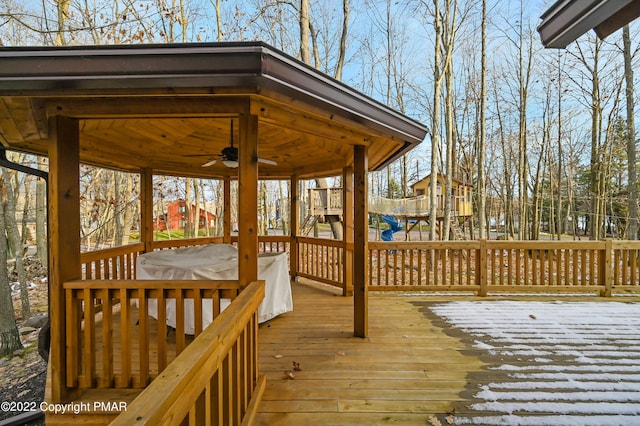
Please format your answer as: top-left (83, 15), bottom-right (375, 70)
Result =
top-left (0, 42), bottom-right (427, 423)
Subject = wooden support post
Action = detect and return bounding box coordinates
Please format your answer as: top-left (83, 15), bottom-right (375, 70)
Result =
top-left (223, 177), bottom-right (231, 244)
top-left (140, 168), bottom-right (154, 253)
top-left (238, 115), bottom-right (259, 289)
top-left (343, 167), bottom-right (354, 296)
top-left (289, 175), bottom-right (299, 281)
top-left (353, 145), bottom-right (368, 338)
top-left (48, 116), bottom-right (82, 402)
top-left (478, 239), bottom-right (487, 296)
top-left (602, 238), bottom-right (613, 297)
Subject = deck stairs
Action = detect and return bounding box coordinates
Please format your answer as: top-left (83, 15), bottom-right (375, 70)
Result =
top-left (300, 213), bottom-right (319, 237)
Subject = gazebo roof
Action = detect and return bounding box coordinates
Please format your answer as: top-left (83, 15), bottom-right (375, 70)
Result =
top-left (0, 42), bottom-right (427, 179)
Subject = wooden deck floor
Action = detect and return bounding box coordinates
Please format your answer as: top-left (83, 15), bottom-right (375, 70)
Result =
top-left (255, 279), bottom-right (483, 425)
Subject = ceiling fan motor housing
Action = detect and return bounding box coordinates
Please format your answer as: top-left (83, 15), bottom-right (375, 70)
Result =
top-left (221, 146), bottom-right (238, 161)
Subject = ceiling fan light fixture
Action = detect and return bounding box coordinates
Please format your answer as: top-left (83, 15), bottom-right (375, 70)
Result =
top-left (222, 159), bottom-right (239, 168)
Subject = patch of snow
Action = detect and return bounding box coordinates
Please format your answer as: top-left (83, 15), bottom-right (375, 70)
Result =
top-left (429, 300), bottom-right (640, 423)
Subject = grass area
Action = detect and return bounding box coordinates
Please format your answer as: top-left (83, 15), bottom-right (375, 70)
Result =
top-left (128, 230), bottom-right (217, 241)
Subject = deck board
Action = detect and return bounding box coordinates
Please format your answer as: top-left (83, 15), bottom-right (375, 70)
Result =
top-left (256, 279), bottom-right (482, 425)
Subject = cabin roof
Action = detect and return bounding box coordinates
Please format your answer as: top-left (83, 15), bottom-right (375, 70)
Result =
top-left (538, 0), bottom-right (640, 48)
top-left (0, 41), bottom-right (427, 179)
top-left (411, 173), bottom-right (473, 189)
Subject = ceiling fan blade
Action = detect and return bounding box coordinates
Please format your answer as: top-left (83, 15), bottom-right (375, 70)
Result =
top-left (258, 157), bottom-right (278, 166)
top-left (201, 159), bottom-right (218, 167)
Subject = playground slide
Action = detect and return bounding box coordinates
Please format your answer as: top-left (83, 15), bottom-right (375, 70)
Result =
top-left (380, 215), bottom-right (402, 241)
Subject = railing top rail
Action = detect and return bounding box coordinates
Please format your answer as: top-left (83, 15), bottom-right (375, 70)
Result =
top-left (297, 236), bottom-right (344, 247)
top-left (152, 236), bottom-right (224, 250)
top-left (111, 280), bottom-right (265, 426)
top-left (80, 242), bottom-right (145, 262)
top-left (229, 235), bottom-right (291, 242)
top-left (611, 240), bottom-right (640, 249)
top-left (63, 279), bottom-right (240, 290)
top-left (485, 240), bottom-right (606, 249)
top-left (369, 240), bottom-right (481, 249)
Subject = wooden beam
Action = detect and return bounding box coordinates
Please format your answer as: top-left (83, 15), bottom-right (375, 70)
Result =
top-left (45, 97), bottom-right (250, 119)
top-left (48, 115), bottom-right (82, 402)
top-left (289, 175), bottom-right (299, 280)
top-left (343, 167), bottom-right (354, 296)
top-left (223, 177), bottom-right (231, 244)
top-left (140, 168), bottom-right (154, 253)
top-left (238, 115), bottom-right (259, 289)
top-left (353, 145), bottom-right (368, 338)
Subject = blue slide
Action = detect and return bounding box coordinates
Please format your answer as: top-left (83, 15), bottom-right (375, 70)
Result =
top-left (381, 215), bottom-right (402, 241)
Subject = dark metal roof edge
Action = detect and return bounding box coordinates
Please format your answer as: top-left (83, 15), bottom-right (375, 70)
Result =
top-left (537, 0), bottom-right (635, 48)
top-left (0, 41), bottom-right (427, 146)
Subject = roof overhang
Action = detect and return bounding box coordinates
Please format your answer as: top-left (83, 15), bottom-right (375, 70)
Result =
top-left (538, 0), bottom-right (640, 48)
top-left (0, 42), bottom-right (428, 179)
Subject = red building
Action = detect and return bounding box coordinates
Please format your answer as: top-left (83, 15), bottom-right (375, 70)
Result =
top-left (153, 200), bottom-right (216, 231)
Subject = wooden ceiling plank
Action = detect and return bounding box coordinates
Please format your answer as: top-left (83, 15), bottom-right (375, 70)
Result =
top-left (0, 99), bottom-right (24, 143)
top-left (251, 99), bottom-right (373, 146)
top-left (252, 94), bottom-right (407, 145)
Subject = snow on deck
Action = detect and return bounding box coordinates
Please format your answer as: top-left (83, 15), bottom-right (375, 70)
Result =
top-left (428, 300), bottom-right (640, 425)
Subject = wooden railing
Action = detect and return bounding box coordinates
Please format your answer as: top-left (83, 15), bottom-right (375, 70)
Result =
top-left (230, 235), bottom-right (291, 254)
top-left (369, 241), bottom-right (479, 292)
top-left (64, 279), bottom-right (240, 389)
top-left (483, 241), bottom-right (604, 294)
top-left (368, 239), bottom-right (640, 296)
top-left (79, 238), bottom-right (640, 301)
top-left (297, 237), bottom-right (344, 289)
top-left (80, 243), bottom-right (144, 280)
top-left (112, 280), bottom-right (266, 426)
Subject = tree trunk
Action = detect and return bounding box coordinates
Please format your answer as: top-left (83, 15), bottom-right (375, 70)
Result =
top-left (35, 158), bottom-right (47, 267)
top-left (441, 0), bottom-right (456, 241)
top-left (0, 182), bottom-right (21, 356)
top-left (298, 0), bottom-right (346, 241)
top-left (589, 40), bottom-right (603, 240)
top-left (193, 178), bottom-right (201, 237)
top-left (55, 0), bottom-right (70, 46)
top-left (214, 0), bottom-right (223, 41)
top-left (477, 0), bottom-right (487, 239)
top-left (2, 169), bottom-right (29, 319)
top-left (184, 177), bottom-right (192, 238)
top-left (334, 0), bottom-right (349, 80)
top-left (299, 0), bottom-right (311, 63)
top-left (623, 25), bottom-right (637, 239)
top-left (556, 51), bottom-right (563, 240)
top-left (429, 0), bottom-right (443, 241)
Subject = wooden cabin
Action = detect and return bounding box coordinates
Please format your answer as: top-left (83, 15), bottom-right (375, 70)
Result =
top-left (153, 200), bottom-right (217, 232)
top-left (0, 42), bottom-right (427, 424)
top-left (411, 173), bottom-right (473, 218)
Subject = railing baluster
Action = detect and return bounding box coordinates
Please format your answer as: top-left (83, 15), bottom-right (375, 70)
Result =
top-left (119, 288), bottom-right (131, 388)
top-left (194, 289), bottom-right (203, 337)
top-left (175, 289), bottom-right (186, 355)
top-left (157, 289), bottom-right (167, 373)
top-left (101, 288), bottom-right (113, 388)
top-left (83, 288), bottom-right (96, 388)
top-left (65, 288), bottom-right (80, 387)
top-left (138, 289), bottom-right (149, 387)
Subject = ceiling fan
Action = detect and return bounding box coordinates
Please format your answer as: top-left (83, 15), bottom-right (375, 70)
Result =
top-left (201, 119), bottom-right (277, 168)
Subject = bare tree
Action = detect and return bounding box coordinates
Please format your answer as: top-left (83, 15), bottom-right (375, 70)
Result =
top-left (2, 168), bottom-right (29, 318)
top-left (428, 0), bottom-right (443, 241)
top-left (35, 157), bottom-right (47, 266)
top-left (0, 177), bottom-right (21, 356)
top-left (623, 25), bottom-right (638, 239)
top-left (476, 0), bottom-right (487, 239)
